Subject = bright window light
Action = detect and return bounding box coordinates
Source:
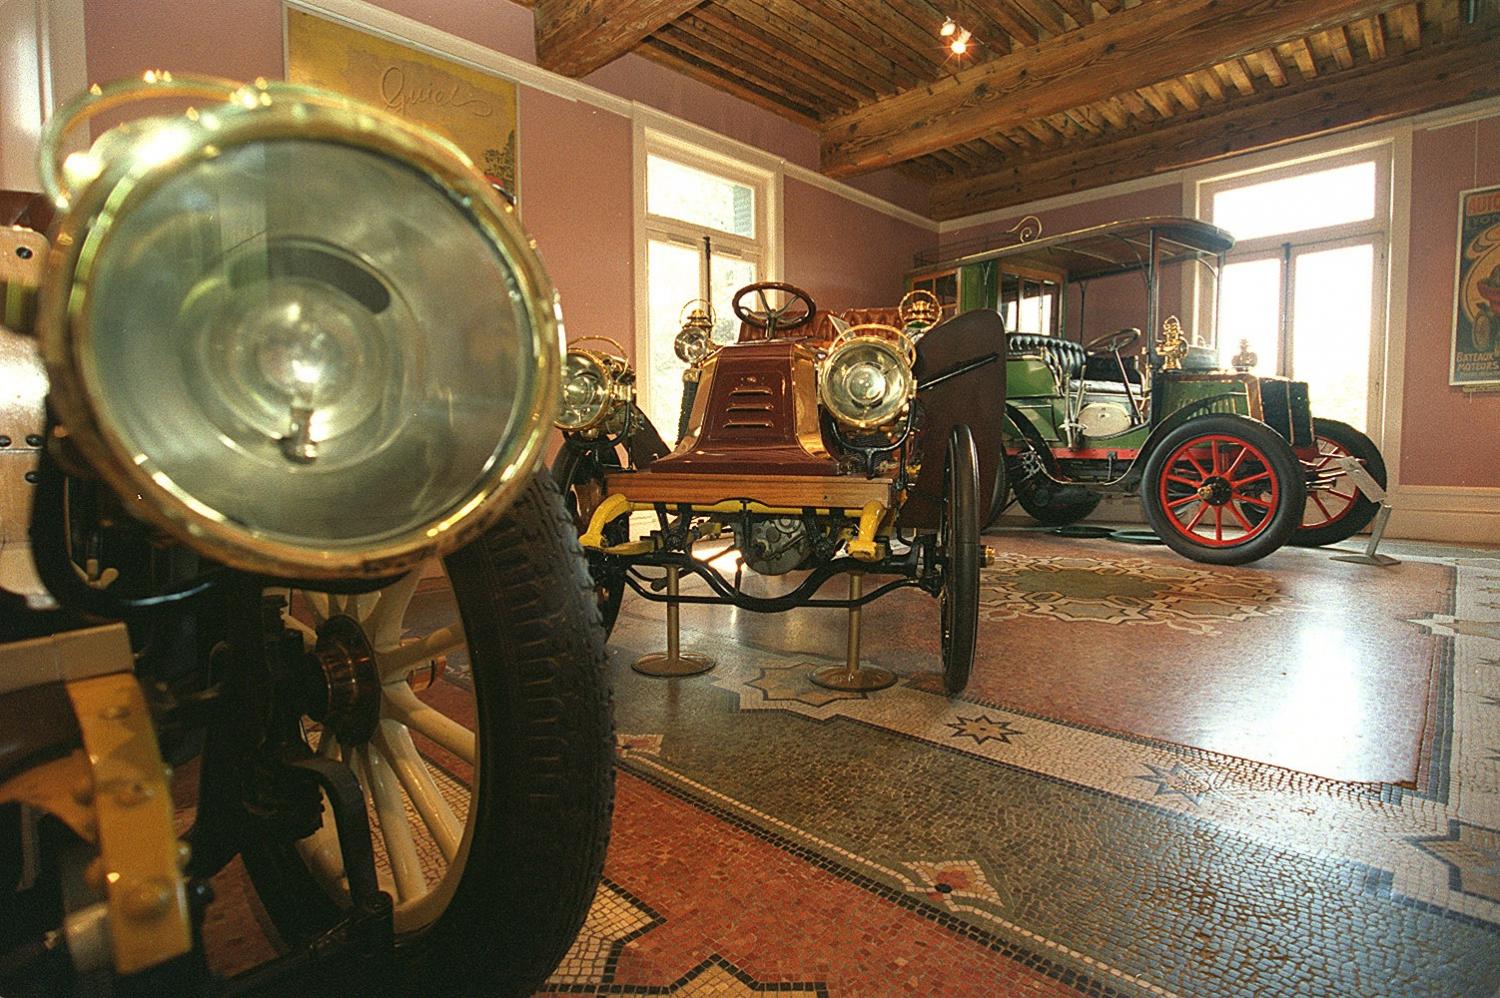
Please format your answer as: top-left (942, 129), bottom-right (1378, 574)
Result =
top-left (647, 155), bottom-right (755, 238)
top-left (1211, 161), bottom-right (1377, 242)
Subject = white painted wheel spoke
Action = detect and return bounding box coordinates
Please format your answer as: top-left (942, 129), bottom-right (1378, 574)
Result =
top-left (307, 592), bottom-right (330, 626)
top-left (353, 591), bottom-right (381, 623)
top-left (381, 682), bottom-right (475, 765)
top-left (298, 789), bottom-right (346, 888)
top-left (286, 615), bottom-right (318, 650)
top-left (378, 625), bottom-right (465, 681)
top-left (367, 569), bottom-right (424, 650)
top-left (375, 719), bottom-right (461, 862)
top-left (361, 742), bottom-right (427, 904)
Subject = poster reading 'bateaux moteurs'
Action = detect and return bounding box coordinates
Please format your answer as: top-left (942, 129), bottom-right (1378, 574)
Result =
top-left (1453, 184), bottom-right (1500, 387)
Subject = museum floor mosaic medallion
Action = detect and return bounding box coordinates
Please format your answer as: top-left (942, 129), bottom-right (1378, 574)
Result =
top-left (977, 553), bottom-right (1296, 634)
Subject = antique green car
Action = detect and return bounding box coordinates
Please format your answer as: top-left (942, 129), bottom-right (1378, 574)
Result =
top-left (911, 217), bottom-right (1386, 566)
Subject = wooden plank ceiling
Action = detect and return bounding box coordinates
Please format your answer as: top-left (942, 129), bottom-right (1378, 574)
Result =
top-left (531, 0), bottom-right (1500, 220)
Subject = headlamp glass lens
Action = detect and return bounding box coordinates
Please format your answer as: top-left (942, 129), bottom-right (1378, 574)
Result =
top-left (83, 137), bottom-right (542, 552)
top-left (822, 340), bottom-right (911, 428)
top-left (557, 352), bottom-right (610, 430)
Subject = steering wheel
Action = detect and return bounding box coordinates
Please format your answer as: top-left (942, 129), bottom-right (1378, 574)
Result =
top-left (732, 282), bottom-right (817, 335)
top-left (1084, 327), bottom-right (1143, 357)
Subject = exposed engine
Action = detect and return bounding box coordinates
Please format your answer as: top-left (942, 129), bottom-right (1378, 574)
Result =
top-left (734, 516), bottom-right (813, 575)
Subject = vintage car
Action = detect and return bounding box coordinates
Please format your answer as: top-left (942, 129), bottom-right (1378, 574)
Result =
top-left (910, 217), bottom-right (1387, 566)
top-left (0, 75), bottom-right (610, 995)
top-left (552, 283), bottom-right (1006, 694)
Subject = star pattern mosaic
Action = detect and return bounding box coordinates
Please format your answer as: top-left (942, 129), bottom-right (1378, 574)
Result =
top-left (945, 713), bottom-right (1024, 746)
top-left (978, 553), bottom-right (1296, 634)
top-left (1133, 761), bottom-right (1216, 807)
top-left (1413, 821), bottom-right (1500, 904)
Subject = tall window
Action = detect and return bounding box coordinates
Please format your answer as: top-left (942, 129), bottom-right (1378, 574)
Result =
top-left (642, 138), bottom-right (771, 437)
top-left (1200, 147), bottom-right (1390, 434)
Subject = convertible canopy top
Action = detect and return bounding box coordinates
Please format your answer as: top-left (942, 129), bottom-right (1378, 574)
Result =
top-left (914, 216), bottom-right (1234, 283)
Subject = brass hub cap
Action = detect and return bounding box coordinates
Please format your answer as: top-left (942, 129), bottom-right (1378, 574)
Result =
top-left (308, 614), bottom-right (381, 746)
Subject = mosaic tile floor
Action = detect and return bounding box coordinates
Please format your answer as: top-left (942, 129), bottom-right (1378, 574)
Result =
top-left (195, 530), bottom-right (1500, 996)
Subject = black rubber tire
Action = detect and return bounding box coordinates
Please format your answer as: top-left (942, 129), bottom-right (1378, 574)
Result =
top-left (940, 425), bottom-right (980, 694)
top-left (1004, 410), bottom-right (1102, 527)
top-left (552, 443), bottom-right (627, 638)
top-left (1139, 414), bottom-right (1307, 566)
top-left (1290, 418), bottom-right (1386, 548)
top-left (983, 455), bottom-right (1009, 530)
top-left (1013, 475), bottom-right (1103, 527)
top-left (241, 473), bottom-right (614, 997)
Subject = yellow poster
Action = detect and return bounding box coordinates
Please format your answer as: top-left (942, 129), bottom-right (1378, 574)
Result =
top-left (285, 8), bottom-right (518, 197)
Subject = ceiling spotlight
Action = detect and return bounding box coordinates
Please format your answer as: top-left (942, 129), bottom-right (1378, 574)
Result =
top-left (940, 17), bottom-right (957, 37)
top-left (950, 28), bottom-right (972, 55)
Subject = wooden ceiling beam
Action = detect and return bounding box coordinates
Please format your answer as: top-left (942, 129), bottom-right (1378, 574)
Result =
top-left (728, 0), bottom-right (924, 94)
top-left (636, 38), bottom-right (821, 125)
top-left (535, 0), bottom-right (704, 77)
top-left (1354, 16), bottom-right (1387, 58)
top-left (971, 1), bottom-right (1041, 45)
top-left (804, 0), bottom-right (947, 82)
top-left (1389, 4), bottom-right (1421, 50)
top-left (820, 0), bottom-right (1409, 177)
top-left (928, 24), bottom-right (1500, 219)
top-left (1284, 36), bottom-right (1319, 77)
top-left (686, 8), bottom-right (876, 104)
top-left (655, 21), bottom-right (849, 112)
top-left (1324, 25), bottom-right (1356, 67)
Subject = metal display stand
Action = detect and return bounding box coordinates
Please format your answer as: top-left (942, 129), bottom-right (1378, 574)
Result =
top-left (1328, 456), bottom-right (1400, 567)
top-left (632, 565), bottom-right (716, 677)
top-left (809, 573), bottom-right (897, 692)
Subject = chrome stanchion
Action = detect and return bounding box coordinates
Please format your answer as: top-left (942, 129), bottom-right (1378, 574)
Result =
top-left (810, 572), bottom-right (896, 692)
top-left (1327, 456), bottom-right (1400, 567)
top-left (632, 564), bottom-right (715, 677)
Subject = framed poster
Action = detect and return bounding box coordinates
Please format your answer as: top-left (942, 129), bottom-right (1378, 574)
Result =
top-left (1452, 183), bottom-right (1500, 387)
top-left (284, 7), bottom-right (518, 198)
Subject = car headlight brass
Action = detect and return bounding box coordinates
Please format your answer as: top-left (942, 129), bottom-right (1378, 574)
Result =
top-left (556, 337), bottom-right (632, 435)
top-left (674, 299), bottom-right (716, 365)
top-left (34, 74), bottom-right (562, 579)
top-left (818, 325), bottom-right (915, 430)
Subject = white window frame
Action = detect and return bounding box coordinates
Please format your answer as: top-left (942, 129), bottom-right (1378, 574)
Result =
top-left (1190, 140), bottom-right (1393, 445)
top-left (632, 124), bottom-right (782, 421)
top-left (1, 0), bottom-right (86, 191)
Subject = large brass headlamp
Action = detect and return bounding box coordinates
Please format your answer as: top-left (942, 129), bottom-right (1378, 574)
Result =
top-left (33, 74), bottom-right (562, 579)
top-left (673, 299), bottom-right (715, 365)
top-left (556, 336), bottom-right (632, 435)
top-left (818, 324), bottom-right (915, 431)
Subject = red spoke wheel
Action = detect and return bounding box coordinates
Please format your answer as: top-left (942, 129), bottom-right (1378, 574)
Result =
top-left (1140, 414), bottom-right (1306, 566)
top-left (1290, 418), bottom-right (1386, 548)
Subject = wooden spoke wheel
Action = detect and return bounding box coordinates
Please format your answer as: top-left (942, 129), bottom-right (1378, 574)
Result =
top-left (1140, 414), bottom-right (1306, 566)
top-left (1291, 418), bottom-right (1386, 548)
top-left (241, 476), bottom-right (613, 996)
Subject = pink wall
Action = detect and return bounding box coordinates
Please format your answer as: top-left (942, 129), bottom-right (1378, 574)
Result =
top-left (1401, 114), bottom-right (1500, 488)
top-left (784, 177), bottom-right (933, 312)
top-left (81, 0), bottom-right (927, 371)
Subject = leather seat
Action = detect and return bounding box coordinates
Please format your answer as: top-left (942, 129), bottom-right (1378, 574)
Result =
top-left (1007, 334), bottom-right (1086, 377)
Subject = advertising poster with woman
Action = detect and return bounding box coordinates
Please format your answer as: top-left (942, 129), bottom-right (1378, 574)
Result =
top-left (1453, 184), bottom-right (1500, 387)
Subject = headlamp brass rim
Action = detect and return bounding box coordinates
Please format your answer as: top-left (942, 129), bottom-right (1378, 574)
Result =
top-left (35, 82), bottom-right (562, 581)
top-left (556, 347), bottom-right (632, 434)
top-left (817, 334), bottom-right (915, 432)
